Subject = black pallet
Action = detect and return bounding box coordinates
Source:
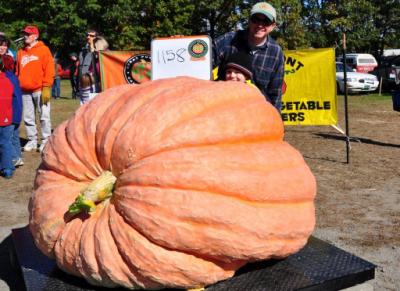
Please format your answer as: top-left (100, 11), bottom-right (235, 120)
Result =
top-left (11, 226), bottom-right (375, 291)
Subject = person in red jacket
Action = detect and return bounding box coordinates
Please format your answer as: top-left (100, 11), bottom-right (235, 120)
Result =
top-left (0, 56), bottom-right (16, 178)
top-left (16, 25), bottom-right (54, 153)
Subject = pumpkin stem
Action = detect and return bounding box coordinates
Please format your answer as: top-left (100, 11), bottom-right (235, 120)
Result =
top-left (68, 171), bottom-right (117, 215)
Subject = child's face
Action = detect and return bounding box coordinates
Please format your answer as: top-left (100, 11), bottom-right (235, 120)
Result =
top-left (0, 43), bottom-right (8, 56)
top-left (225, 68), bottom-right (247, 82)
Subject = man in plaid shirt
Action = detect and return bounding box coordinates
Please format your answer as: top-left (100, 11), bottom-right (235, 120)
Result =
top-left (213, 2), bottom-right (284, 111)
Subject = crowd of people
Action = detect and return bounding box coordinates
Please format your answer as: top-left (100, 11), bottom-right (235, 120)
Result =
top-left (0, 2), bottom-right (283, 179)
top-left (0, 25), bottom-right (109, 179)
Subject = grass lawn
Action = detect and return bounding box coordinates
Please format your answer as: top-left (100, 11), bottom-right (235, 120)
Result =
top-left (337, 92), bottom-right (393, 109)
top-left (19, 79), bottom-right (80, 140)
top-left (52, 79), bottom-right (80, 126)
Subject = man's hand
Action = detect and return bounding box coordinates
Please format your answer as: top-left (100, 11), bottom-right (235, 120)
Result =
top-left (89, 37), bottom-right (95, 52)
top-left (41, 86), bottom-right (51, 104)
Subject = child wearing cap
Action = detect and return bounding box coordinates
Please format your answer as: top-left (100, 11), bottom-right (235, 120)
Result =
top-left (224, 52), bottom-right (254, 85)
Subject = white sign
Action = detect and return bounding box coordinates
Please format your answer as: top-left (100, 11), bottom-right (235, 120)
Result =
top-left (151, 35), bottom-right (212, 80)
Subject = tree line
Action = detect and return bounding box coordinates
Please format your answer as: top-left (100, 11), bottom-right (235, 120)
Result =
top-left (1, 0), bottom-right (399, 64)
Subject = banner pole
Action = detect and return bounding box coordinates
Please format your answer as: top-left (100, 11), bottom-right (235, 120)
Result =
top-left (342, 33), bottom-right (350, 164)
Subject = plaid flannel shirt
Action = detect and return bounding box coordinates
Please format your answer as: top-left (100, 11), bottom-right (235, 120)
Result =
top-left (213, 30), bottom-right (284, 111)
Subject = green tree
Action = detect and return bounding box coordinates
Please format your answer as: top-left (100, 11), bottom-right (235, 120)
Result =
top-left (335, 0), bottom-right (377, 53)
top-left (95, 0), bottom-right (148, 50)
top-left (139, 0), bottom-right (196, 48)
top-left (190, 0), bottom-right (246, 39)
top-left (370, 0), bottom-right (400, 61)
top-left (0, 0), bottom-right (399, 62)
top-left (271, 0), bottom-right (310, 50)
top-left (301, 0), bottom-right (400, 59)
top-left (301, 0), bottom-right (330, 48)
top-left (0, 0), bottom-right (96, 61)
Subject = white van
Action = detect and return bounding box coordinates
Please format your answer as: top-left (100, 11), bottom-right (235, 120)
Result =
top-left (336, 53), bottom-right (377, 73)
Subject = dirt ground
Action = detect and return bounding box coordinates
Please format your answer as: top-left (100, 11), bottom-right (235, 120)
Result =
top-left (0, 92), bottom-right (399, 290)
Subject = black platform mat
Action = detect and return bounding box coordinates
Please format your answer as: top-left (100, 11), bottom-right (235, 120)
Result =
top-left (11, 226), bottom-right (375, 290)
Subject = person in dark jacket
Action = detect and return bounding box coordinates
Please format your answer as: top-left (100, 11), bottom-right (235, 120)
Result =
top-left (78, 29), bottom-right (97, 79)
top-left (69, 52), bottom-right (79, 99)
top-left (78, 29), bottom-right (102, 94)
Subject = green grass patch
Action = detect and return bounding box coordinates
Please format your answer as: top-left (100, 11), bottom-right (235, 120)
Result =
top-left (338, 92), bottom-right (392, 101)
top-left (52, 97), bottom-right (80, 127)
top-left (19, 79), bottom-right (80, 139)
top-left (53, 79), bottom-right (80, 128)
top-left (337, 92), bottom-right (393, 108)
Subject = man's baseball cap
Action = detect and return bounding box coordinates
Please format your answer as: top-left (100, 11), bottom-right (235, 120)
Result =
top-left (250, 2), bottom-right (277, 22)
top-left (22, 25), bottom-right (39, 36)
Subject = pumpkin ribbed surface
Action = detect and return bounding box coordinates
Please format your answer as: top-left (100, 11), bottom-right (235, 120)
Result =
top-left (29, 77), bottom-right (316, 289)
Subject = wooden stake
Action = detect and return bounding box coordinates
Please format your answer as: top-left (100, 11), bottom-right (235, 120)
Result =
top-left (342, 33), bottom-right (350, 164)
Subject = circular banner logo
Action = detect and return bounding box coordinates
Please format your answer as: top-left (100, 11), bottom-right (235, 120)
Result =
top-left (123, 54), bottom-right (152, 84)
top-left (188, 39), bottom-right (208, 59)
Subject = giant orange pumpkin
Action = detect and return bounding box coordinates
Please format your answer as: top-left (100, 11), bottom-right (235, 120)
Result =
top-left (29, 77), bottom-right (316, 289)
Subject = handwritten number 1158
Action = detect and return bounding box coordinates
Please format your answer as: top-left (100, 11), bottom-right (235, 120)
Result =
top-left (157, 48), bottom-right (186, 64)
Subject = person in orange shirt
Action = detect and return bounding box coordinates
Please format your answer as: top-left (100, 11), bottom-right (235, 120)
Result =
top-left (16, 25), bottom-right (54, 153)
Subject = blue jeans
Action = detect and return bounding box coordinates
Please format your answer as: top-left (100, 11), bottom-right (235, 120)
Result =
top-left (70, 75), bottom-right (79, 98)
top-left (11, 123), bottom-right (21, 160)
top-left (52, 77), bottom-right (61, 98)
top-left (0, 125), bottom-right (15, 174)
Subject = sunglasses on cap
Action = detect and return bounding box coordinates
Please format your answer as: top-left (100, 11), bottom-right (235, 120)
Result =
top-left (250, 15), bottom-right (274, 26)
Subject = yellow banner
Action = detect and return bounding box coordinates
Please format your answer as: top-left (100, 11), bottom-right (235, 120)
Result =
top-left (281, 48), bottom-right (337, 125)
top-left (99, 51), bottom-right (151, 90)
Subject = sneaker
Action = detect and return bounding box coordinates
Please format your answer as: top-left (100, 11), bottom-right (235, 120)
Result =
top-left (13, 158), bottom-right (24, 167)
top-left (39, 143), bottom-right (47, 153)
top-left (23, 141), bottom-right (38, 152)
top-left (1, 169), bottom-right (13, 179)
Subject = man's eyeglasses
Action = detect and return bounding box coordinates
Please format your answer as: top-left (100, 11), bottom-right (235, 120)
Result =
top-left (86, 33), bottom-right (96, 37)
top-left (250, 15), bottom-right (273, 26)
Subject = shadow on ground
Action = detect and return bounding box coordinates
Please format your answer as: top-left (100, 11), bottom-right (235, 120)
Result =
top-left (0, 235), bottom-right (25, 290)
top-left (314, 133), bottom-right (400, 148)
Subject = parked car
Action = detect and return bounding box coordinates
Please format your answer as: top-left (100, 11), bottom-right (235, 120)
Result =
top-left (336, 62), bottom-right (379, 94)
top-left (370, 55), bottom-right (400, 91)
top-left (336, 53), bottom-right (377, 73)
